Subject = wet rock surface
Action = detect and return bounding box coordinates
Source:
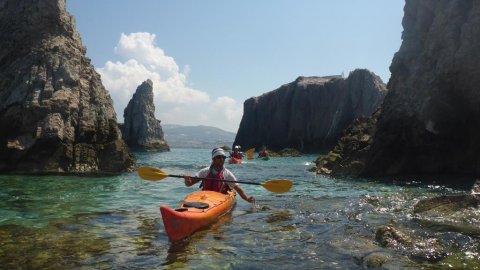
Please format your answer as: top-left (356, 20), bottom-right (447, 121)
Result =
top-left (413, 193), bottom-right (480, 238)
top-left (0, 0), bottom-right (134, 174)
top-left (414, 194), bottom-right (480, 215)
top-left (376, 224), bottom-right (447, 263)
top-left (122, 80), bottom-right (169, 152)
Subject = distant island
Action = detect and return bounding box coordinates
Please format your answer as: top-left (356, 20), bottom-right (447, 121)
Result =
top-left (162, 124), bottom-right (235, 149)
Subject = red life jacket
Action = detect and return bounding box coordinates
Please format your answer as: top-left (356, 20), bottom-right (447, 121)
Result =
top-left (202, 166), bottom-right (230, 194)
top-left (231, 151), bottom-right (243, 159)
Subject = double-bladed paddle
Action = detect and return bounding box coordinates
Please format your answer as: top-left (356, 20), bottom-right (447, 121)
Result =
top-left (138, 166), bottom-right (292, 194)
top-left (245, 148), bottom-right (255, 160)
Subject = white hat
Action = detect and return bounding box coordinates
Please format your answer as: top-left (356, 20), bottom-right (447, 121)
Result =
top-left (212, 148), bottom-right (226, 158)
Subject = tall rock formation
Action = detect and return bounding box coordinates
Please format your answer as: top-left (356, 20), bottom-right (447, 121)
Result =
top-left (316, 0), bottom-right (480, 177)
top-left (0, 0), bottom-right (135, 174)
top-left (233, 69), bottom-right (387, 152)
top-left (122, 80), bottom-right (170, 151)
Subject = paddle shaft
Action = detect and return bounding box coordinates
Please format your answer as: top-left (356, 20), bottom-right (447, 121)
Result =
top-left (168, 174), bottom-right (262, 186)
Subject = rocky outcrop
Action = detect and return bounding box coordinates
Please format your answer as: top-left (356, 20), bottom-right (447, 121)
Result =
top-left (375, 225), bottom-right (446, 263)
top-left (316, 0), bottom-right (480, 177)
top-left (122, 80), bottom-right (169, 151)
top-left (0, 0), bottom-right (135, 174)
top-left (233, 69), bottom-right (386, 153)
top-left (413, 194), bottom-right (480, 237)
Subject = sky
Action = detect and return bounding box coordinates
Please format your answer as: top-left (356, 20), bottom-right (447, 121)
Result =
top-left (67, 0), bottom-right (405, 132)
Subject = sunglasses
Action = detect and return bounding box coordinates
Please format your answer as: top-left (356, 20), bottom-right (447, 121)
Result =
top-left (214, 156), bottom-right (226, 160)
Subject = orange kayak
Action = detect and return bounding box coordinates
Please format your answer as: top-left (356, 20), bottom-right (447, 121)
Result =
top-left (228, 157), bottom-right (243, 164)
top-left (160, 190), bottom-right (236, 242)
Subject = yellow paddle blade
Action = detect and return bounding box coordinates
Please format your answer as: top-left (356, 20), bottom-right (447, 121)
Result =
top-left (138, 166), bottom-right (169, 181)
top-left (261, 180), bottom-right (293, 193)
top-left (246, 148), bottom-right (255, 160)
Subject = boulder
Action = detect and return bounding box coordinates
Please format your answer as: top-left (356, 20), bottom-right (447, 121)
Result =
top-left (0, 0), bottom-right (135, 174)
top-left (375, 224), bottom-right (446, 263)
top-left (122, 80), bottom-right (170, 151)
top-left (413, 193), bottom-right (480, 237)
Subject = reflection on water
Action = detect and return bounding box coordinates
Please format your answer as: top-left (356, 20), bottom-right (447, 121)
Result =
top-left (0, 148), bottom-right (479, 269)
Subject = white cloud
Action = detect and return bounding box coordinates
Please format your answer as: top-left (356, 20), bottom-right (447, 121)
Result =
top-left (97, 32), bottom-right (242, 132)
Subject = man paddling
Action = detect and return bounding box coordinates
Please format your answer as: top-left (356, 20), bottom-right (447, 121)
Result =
top-left (184, 148), bottom-right (255, 203)
top-left (230, 145), bottom-right (243, 159)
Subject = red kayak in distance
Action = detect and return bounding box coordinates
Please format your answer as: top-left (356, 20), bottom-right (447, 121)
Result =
top-left (228, 157), bottom-right (243, 164)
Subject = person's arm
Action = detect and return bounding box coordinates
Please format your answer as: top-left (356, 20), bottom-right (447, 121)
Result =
top-left (184, 175), bottom-right (200, 187)
top-left (184, 169), bottom-right (206, 187)
top-left (234, 185), bottom-right (255, 204)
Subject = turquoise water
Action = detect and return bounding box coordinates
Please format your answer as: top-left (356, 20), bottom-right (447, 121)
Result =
top-left (0, 148), bottom-right (478, 269)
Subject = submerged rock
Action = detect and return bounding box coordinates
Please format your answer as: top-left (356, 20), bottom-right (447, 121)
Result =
top-left (360, 252), bottom-right (391, 268)
top-left (413, 194), bottom-right (480, 237)
top-left (315, 0), bottom-right (480, 179)
top-left (375, 224), bottom-right (446, 263)
top-left (414, 194), bottom-right (480, 215)
top-left (122, 80), bottom-right (170, 151)
top-left (234, 69), bottom-right (386, 153)
top-left (0, 0), bottom-right (134, 174)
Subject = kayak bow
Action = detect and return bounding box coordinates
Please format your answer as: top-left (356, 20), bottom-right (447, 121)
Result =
top-left (160, 190), bottom-right (236, 242)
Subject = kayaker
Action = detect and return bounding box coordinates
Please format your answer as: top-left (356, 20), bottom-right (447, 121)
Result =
top-left (258, 146), bottom-right (270, 158)
top-left (184, 148), bottom-right (255, 204)
top-left (230, 145), bottom-right (243, 159)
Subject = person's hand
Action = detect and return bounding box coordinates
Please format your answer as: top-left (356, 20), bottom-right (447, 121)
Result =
top-left (246, 196), bottom-right (255, 204)
top-left (184, 175), bottom-right (192, 186)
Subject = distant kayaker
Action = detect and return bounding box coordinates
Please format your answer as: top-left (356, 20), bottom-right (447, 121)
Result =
top-left (258, 146), bottom-right (270, 158)
top-left (184, 148), bottom-right (255, 204)
top-left (230, 145), bottom-right (244, 159)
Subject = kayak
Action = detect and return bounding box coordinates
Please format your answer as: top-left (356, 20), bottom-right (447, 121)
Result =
top-left (228, 157), bottom-right (243, 164)
top-left (160, 190), bottom-right (236, 242)
top-left (261, 156), bottom-right (270, 161)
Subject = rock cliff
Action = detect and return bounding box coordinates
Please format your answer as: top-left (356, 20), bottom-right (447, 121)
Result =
top-left (0, 0), bottom-right (135, 174)
top-left (316, 0), bottom-right (480, 177)
top-left (122, 80), bottom-right (170, 151)
top-left (233, 69), bottom-right (386, 152)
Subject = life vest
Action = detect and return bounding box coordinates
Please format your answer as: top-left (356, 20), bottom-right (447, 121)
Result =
top-left (231, 151), bottom-right (243, 159)
top-left (202, 166), bottom-right (230, 194)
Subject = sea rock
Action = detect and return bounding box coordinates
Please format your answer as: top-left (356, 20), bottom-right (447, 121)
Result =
top-left (122, 80), bottom-right (170, 151)
top-left (315, 0), bottom-right (480, 178)
top-left (360, 252), bottom-right (391, 268)
top-left (233, 69), bottom-right (386, 153)
top-left (472, 179), bottom-right (480, 194)
top-left (277, 148), bottom-right (302, 157)
top-left (414, 194), bottom-right (480, 214)
top-left (375, 224), bottom-right (446, 263)
top-left (413, 194), bottom-right (480, 237)
top-left (0, 0), bottom-right (135, 174)
top-left (220, 145), bottom-right (231, 151)
top-left (314, 111), bottom-right (379, 176)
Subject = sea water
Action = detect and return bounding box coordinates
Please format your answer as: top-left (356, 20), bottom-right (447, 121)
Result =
top-left (0, 148), bottom-right (478, 269)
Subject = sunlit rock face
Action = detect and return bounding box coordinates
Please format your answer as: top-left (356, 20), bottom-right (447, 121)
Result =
top-left (122, 80), bottom-right (170, 152)
top-left (316, 0), bottom-right (480, 177)
top-left (233, 69), bottom-right (386, 153)
top-left (0, 0), bottom-right (135, 174)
